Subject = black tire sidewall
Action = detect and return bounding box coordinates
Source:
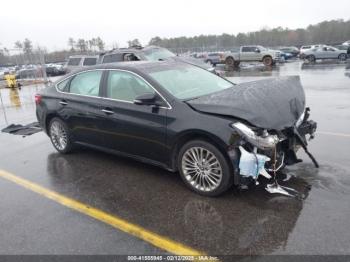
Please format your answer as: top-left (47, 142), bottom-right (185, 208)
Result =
top-left (339, 54), bottom-right (346, 61)
top-left (226, 57), bottom-right (234, 66)
top-left (308, 55), bottom-right (315, 62)
top-left (263, 56), bottom-right (272, 66)
top-left (49, 117), bottom-right (73, 154)
top-left (177, 140), bottom-right (233, 197)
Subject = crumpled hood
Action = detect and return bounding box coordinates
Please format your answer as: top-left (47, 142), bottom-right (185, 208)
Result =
top-left (187, 76), bottom-right (306, 130)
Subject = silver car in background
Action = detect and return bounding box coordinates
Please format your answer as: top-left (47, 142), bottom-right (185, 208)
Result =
top-left (303, 45), bottom-right (348, 62)
top-left (63, 55), bottom-right (99, 74)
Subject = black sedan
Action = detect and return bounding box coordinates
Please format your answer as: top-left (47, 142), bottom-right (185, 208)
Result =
top-left (36, 61), bottom-right (317, 196)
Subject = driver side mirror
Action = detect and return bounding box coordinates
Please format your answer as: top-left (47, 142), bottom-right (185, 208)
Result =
top-left (254, 48), bottom-right (261, 53)
top-left (134, 92), bottom-right (162, 106)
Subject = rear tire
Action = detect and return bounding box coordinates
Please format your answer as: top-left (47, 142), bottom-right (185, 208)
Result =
top-left (48, 117), bottom-right (73, 154)
top-left (177, 140), bottom-right (233, 197)
top-left (225, 57), bottom-right (235, 67)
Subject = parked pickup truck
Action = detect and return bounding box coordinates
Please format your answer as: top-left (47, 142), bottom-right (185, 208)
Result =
top-left (222, 46), bottom-right (281, 67)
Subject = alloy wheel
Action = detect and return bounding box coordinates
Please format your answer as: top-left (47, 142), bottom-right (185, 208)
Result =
top-left (181, 147), bottom-right (223, 192)
top-left (50, 121), bottom-right (68, 151)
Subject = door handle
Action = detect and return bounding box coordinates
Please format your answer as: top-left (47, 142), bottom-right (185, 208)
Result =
top-left (101, 108), bottom-right (114, 115)
top-left (59, 100), bottom-right (68, 106)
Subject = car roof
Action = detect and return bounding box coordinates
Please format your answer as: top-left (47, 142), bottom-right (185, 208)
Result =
top-left (62, 60), bottom-right (187, 77)
top-left (68, 55), bottom-right (99, 59)
top-left (100, 45), bottom-right (162, 56)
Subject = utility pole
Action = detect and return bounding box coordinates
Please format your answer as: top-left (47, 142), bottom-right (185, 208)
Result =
top-left (38, 47), bottom-right (48, 85)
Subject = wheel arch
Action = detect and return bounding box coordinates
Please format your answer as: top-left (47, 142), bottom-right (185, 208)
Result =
top-left (262, 55), bottom-right (272, 61)
top-left (225, 56), bottom-right (234, 62)
top-left (169, 130), bottom-right (230, 172)
top-left (45, 113), bottom-right (62, 134)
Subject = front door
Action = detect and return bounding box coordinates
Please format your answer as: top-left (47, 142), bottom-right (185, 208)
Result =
top-left (98, 70), bottom-right (168, 164)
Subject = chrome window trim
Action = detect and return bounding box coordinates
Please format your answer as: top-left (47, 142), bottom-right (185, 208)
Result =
top-left (55, 68), bottom-right (172, 110)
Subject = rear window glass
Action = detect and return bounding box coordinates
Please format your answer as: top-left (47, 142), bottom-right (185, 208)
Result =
top-left (69, 71), bottom-right (102, 96)
top-left (83, 58), bottom-right (97, 66)
top-left (67, 58), bottom-right (81, 66)
top-left (102, 53), bottom-right (124, 64)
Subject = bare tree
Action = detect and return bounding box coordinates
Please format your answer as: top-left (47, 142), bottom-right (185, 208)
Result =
top-left (14, 41), bottom-right (23, 49)
top-left (68, 38), bottom-right (75, 51)
top-left (96, 37), bottom-right (105, 51)
top-left (23, 38), bottom-right (33, 54)
top-left (127, 39), bottom-right (141, 47)
top-left (76, 39), bottom-right (87, 52)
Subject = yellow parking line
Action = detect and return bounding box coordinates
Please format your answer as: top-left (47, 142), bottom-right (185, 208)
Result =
top-left (318, 131), bottom-right (350, 138)
top-left (0, 169), bottom-right (204, 256)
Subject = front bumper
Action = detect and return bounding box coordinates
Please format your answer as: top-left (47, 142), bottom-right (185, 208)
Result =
top-left (230, 117), bottom-right (318, 186)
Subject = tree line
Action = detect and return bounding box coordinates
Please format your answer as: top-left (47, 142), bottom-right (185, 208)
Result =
top-left (149, 19), bottom-right (350, 52)
top-left (1, 19), bottom-right (350, 65)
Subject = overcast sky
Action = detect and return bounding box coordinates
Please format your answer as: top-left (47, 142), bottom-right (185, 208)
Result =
top-left (1, 0), bottom-right (349, 51)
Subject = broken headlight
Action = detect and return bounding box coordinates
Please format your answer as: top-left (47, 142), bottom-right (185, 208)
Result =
top-left (295, 110), bottom-right (305, 127)
top-left (231, 122), bottom-right (279, 149)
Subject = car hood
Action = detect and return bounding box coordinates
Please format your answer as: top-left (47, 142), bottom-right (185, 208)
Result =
top-left (187, 76), bottom-right (306, 130)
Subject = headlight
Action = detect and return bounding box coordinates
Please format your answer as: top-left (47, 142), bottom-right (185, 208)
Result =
top-left (295, 111), bottom-right (305, 127)
top-left (231, 122), bottom-right (279, 149)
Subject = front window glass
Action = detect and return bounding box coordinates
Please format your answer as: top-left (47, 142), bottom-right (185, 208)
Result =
top-left (149, 65), bottom-right (233, 100)
top-left (143, 48), bottom-right (175, 61)
top-left (69, 71), bottom-right (102, 96)
top-left (242, 47), bottom-right (252, 52)
top-left (67, 58), bottom-right (81, 66)
top-left (106, 71), bottom-right (154, 102)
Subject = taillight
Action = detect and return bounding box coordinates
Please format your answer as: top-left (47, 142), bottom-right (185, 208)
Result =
top-left (35, 94), bottom-right (42, 105)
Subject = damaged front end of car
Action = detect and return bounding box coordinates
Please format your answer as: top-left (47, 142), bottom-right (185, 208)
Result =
top-left (229, 108), bottom-right (317, 194)
top-left (187, 75), bottom-right (318, 195)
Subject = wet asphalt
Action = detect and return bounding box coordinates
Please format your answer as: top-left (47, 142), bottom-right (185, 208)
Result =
top-left (0, 60), bottom-right (350, 257)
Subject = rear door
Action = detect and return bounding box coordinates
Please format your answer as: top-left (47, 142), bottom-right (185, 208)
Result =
top-left (97, 69), bottom-right (168, 163)
top-left (58, 70), bottom-right (107, 145)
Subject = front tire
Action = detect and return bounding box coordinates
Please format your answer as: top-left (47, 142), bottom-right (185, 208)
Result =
top-left (178, 140), bottom-right (233, 197)
top-left (307, 55), bottom-right (316, 63)
top-left (339, 53), bottom-right (347, 61)
top-left (206, 59), bottom-right (213, 65)
top-left (49, 117), bottom-right (73, 154)
top-left (262, 56), bottom-right (273, 66)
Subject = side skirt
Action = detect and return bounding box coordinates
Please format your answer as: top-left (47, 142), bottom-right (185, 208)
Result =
top-left (74, 141), bottom-right (176, 172)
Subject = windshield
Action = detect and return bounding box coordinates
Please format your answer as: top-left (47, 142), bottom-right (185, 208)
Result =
top-left (258, 46), bottom-right (267, 51)
top-left (149, 65), bottom-right (233, 100)
top-left (143, 48), bottom-right (175, 61)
